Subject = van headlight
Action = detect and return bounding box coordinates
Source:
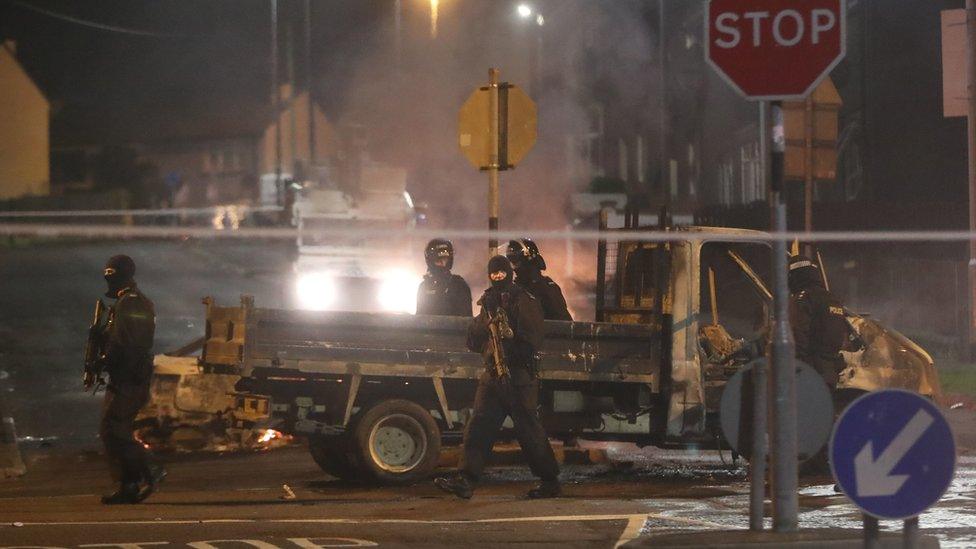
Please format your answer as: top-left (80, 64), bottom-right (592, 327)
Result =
top-left (296, 273), bottom-right (336, 311)
top-left (378, 270), bottom-right (419, 314)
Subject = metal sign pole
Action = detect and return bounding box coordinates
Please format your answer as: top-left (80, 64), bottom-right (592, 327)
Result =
top-left (769, 100), bottom-right (799, 532)
top-left (967, 0), bottom-right (976, 355)
top-left (904, 517), bottom-right (920, 549)
top-left (863, 514), bottom-right (880, 549)
top-left (749, 101), bottom-right (771, 532)
top-left (803, 95), bottom-right (814, 257)
top-left (488, 67), bottom-right (501, 258)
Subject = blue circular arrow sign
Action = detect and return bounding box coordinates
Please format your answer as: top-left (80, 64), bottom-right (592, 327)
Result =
top-left (830, 389), bottom-right (955, 520)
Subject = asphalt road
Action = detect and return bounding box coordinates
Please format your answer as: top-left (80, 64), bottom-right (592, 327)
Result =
top-left (3, 238), bottom-right (976, 547)
top-left (2, 444), bottom-right (976, 548)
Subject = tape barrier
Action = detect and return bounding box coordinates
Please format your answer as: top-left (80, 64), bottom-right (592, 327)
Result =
top-left (3, 221), bottom-right (976, 243)
top-left (0, 205), bottom-right (283, 218)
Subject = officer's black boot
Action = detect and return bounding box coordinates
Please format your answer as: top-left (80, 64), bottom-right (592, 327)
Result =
top-left (101, 483), bottom-right (142, 505)
top-left (433, 474), bottom-right (474, 499)
top-left (138, 463), bottom-right (167, 501)
top-left (527, 480), bottom-right (561, 499)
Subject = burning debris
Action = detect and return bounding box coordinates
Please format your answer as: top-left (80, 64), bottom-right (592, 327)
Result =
top-left (136, 356), bottom-right (293, 454)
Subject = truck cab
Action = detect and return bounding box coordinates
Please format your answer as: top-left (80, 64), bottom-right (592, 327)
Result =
top-left (596, 225), bottom-right (939, 442)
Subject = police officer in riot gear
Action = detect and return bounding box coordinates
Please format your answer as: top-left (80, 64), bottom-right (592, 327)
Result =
top-left (434, 256), bottom-right (561, 499)
top-left (506, 239), bottom-right (572, 321)
top-left (789, 254), bottom-right (849, 389)
top-left (416, 239), bottom-right (472, 317)
top-left (97, 255), bottom-right (165, 504)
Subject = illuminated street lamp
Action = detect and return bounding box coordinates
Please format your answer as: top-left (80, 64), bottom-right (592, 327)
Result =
top-left (513, 3), bottom-right (545, 96)
top-left (430, 0), bottom-right (440, 39)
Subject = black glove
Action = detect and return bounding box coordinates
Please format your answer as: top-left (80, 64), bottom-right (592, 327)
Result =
top-left (483, 291), bottom-right (500, 313)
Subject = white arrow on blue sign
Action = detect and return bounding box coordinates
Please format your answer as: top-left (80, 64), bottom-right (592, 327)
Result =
top-left (830, 389), bottom-right (956, 520)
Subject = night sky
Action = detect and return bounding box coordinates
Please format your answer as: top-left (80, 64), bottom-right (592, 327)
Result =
top-left (1, 0), bottom-right (382, 126)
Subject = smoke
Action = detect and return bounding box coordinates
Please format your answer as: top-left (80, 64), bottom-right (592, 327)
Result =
top-left (323, 1), bottom-right (659, 313)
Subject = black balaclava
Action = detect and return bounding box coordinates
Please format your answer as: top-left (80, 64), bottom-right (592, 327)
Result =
top-left (487, 255), bottom-right (514, 291)
top-left (788, 255), bottom-right (823, 293)
top-left (104, 254), bottom-right (136, 298)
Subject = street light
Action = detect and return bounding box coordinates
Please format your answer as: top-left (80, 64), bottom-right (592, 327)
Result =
top-left (430, 0), bottom-right (439, 39)
top-left (514, 3), bottom-right (544, 96)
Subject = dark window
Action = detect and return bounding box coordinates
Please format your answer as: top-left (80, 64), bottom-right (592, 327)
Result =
top-left (700, 242), bottom-right (771, 340)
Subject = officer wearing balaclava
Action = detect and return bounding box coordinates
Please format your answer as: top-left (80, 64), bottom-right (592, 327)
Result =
top-left (434, 256), bottom-right (561, 500)
top-left (416, 239), bottom-right (472, 317)
top-left (506, 239), bottom-right (572, 321)
top-left (97, 255), bottom-right (165, 504)
top-left (788, 254), bottom-right (849, 389)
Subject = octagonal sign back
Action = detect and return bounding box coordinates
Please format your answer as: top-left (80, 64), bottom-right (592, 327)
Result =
top-left (706, 0), bottom-right (846, 101)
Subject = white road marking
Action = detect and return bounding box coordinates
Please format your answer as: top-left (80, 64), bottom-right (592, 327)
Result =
top-left (0, 513), bottom-right (732, 549)
top-left (288, 539), bottom-right (377, 548)
top-left (78, 541), bottom-right (169, 549)
top-left (187, 541), bottom-right (279, 549)
top-left (613, 515), bottom-right (648, 548)
top-left (0, 494), bottom-right (97, 501)
top-left (1, 513), bottom-right (719, 528)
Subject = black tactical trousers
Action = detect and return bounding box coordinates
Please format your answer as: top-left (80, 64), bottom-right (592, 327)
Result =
top-left (460, 376), bottom-right (559, 483)
top-left (100, 383), bottom-right (151, 485)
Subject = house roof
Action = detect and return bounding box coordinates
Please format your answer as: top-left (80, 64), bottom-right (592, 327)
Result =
top-left (50, 86), bottom-right (328, 149)
top-left (51, 99), bottom-right (273, 148)
top-left (1, 41), bottom-right (49, 103)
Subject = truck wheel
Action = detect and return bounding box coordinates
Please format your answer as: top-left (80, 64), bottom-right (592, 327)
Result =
top-left (352, 399), bottom-right (441, 485)
top-left (308, 434), bottom-right (360, 480)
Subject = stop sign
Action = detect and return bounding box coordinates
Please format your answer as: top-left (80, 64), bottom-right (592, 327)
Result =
top-left (705, 0), bottom-right (846, 100)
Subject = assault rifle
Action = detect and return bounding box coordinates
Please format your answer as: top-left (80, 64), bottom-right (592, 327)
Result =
top-left (485, 308), bottom-right (514, 380)
top-left (83, 299), bottom-right (107, 393)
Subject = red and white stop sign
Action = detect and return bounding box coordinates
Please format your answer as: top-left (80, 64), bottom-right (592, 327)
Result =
top-left (705, 0), bottom-right (846, 100)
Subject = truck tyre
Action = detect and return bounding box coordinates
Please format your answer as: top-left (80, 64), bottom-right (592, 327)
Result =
top-left (308, 434), bottom-right (360, 480)
top-left (351, 399), bottom-right (441, 485)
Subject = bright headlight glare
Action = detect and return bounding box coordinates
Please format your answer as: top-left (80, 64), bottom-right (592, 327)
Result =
top-left (296, 273), bottom-right (336, 311)
top-left (378, 270), bottom-right (419, 314)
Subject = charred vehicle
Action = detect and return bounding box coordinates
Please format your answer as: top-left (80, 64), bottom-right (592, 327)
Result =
top-left (145, 225), bottom-right (931, 484)
top-left (136, 222), bottom-right (938, 479)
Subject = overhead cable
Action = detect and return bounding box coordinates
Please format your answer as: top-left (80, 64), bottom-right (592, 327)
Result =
top-left (11, 0), bottom-right (181, 38)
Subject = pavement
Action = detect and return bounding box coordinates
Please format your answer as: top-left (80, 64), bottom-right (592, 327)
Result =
top-left (0, 442), bottom-right (973, 548)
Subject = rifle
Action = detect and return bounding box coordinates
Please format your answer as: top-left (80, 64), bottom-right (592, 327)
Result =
top-left (486, 308), bottom-right (514, 380)
top-left (83, 299), bottom-right (107, 392)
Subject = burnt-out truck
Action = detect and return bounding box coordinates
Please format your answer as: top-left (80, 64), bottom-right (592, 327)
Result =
top-left (148, 225), bottom-right (940, 484)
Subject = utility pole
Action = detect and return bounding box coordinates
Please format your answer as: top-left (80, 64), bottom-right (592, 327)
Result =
top-left (271, 0), bottom-right (282, 206)
top-left (286, 19), bottom-right (297, 177)
top-left (658, 0), bottom-right (669, 206)
top-left (394, 0), bottom-right (402, 70)
top-left (488, 68), bottom-right (501, 257)
top-left (305, 0), bottom-right (315, 168)
top-left (967, 0), bottom-right (976, 356)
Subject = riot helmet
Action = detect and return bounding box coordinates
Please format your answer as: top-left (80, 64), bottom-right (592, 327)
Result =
top-left (788, 255), bottom-right (822, 293)
top-left (425, 238), bottom-right (454, 272)
top-left (104, 254), bottom-right (136, 298)
top-left (506, 238), bottom-right (547, 272)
